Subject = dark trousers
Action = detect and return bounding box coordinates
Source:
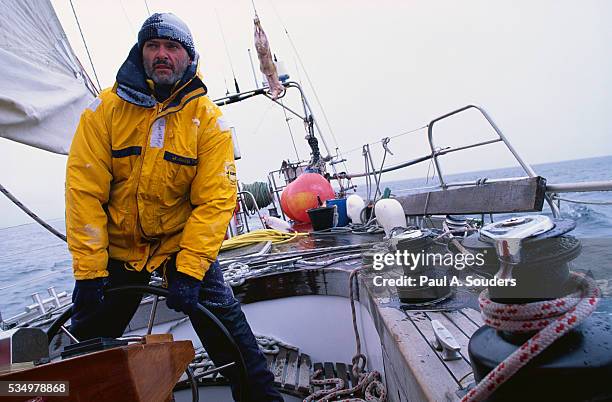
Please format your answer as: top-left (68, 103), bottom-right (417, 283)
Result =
top-left (71, 257), bottom-right (283, 402)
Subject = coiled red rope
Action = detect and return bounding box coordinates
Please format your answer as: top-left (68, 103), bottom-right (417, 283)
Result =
top-left (462, 272), bottom-right (600, 402)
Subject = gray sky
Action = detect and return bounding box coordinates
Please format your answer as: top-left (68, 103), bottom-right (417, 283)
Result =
top-left (1, 0), bottom-right (611, 227)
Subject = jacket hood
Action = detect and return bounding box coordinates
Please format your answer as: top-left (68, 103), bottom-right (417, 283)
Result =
top-left (115, 44), bottom-right (207, 108)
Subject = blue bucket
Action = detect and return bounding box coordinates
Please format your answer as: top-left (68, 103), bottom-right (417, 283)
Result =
top-left (326, 198), bottom-right (349, 227)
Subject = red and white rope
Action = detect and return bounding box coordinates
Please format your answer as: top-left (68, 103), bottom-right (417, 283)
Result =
top-left (462, 272), bottom-right (600, 402)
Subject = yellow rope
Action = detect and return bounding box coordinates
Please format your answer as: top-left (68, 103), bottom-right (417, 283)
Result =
top-left (220, 229), bottom-right (308, 251)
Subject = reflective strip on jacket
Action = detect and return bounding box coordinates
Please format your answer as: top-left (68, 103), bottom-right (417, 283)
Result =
top-left (66, 45), bottom-right (237, 281)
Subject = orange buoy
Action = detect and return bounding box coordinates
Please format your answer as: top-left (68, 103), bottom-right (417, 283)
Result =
top-left (280, 173), bottom-right (335, 222)
top-left (280, 187), bottom-right (297, 221)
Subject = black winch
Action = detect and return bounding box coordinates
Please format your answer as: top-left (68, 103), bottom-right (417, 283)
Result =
top-left (463, 215), bottom-right (612, 401)
top-left (391, 229), bottom-right (452, 304)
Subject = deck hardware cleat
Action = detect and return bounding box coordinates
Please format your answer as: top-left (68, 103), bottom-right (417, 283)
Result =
top-left (431, 320), bottom-right (461, 361)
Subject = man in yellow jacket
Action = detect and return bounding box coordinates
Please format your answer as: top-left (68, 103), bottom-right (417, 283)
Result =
top-left (66, 13), bottom-right (282, 401)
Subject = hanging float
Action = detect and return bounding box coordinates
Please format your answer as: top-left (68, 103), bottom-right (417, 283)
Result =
top-left (280, 173), bottom-right (335, 223)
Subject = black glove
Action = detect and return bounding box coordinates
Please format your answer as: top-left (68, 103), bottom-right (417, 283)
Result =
top-left (71, 278), bottom-right (106, 334)
top-left (72, 277), bottom-right (105, 309)
top-left (166, 272), bottom-right (202, 314)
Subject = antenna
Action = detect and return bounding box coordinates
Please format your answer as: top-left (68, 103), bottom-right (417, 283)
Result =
top-left (251, 0), bottom-right (259, 18)
top-left (215, 8), bottom-right (240, 93)
top-left (247, 49), bottom-right (259, 89)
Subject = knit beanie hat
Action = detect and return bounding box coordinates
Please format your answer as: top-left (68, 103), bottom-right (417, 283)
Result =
top-left (138, 13), bottom-right (195, 60)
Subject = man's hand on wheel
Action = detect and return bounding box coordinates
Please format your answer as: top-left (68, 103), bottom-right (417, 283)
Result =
top-left (72, 277), bottom-right (105, 309)
top-left (167, 272), bottom-right (202, 314)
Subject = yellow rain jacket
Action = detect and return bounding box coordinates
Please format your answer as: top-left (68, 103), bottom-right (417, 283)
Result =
top-left (66, 45), bottom-right (237, 281)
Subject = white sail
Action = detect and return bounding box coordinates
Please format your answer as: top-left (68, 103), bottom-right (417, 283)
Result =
top-left (0, 0), bottom-right (95, 155)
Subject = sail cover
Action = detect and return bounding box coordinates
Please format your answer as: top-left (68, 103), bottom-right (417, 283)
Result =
top-left (0, 0), bottom-right (95, 154)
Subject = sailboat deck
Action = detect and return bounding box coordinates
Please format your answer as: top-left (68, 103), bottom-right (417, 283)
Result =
top-left (219, 231), bottom-right (485, 401)
top-left (357, 266), bottom-right (483, 402)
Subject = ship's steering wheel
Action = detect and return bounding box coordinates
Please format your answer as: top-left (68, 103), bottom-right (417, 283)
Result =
top-left (46, 285), bottom-right (250, 402)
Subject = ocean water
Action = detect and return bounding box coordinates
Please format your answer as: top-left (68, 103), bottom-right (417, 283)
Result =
top-left (0, 155), bottom-right (610, 320)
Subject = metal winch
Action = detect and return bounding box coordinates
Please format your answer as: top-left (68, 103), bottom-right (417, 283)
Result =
top-left (464, 214), bottom-right (612, 401)
top-left (462, 215), bottom-right (581, 301)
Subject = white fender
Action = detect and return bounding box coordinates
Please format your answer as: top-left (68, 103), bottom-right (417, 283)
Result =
top-left (375, 198), bottom-right (406, 236)
top-left (262, 215), bottom-right (293, 232)
top-left (346, 194), bottom-right (366, 224)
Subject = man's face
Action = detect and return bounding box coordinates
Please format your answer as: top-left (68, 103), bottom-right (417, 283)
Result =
top-left (142, 38), bottom-right (191, 85)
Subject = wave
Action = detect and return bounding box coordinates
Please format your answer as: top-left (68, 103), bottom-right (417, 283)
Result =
top-left (561, 204), bottom-right (612, 235)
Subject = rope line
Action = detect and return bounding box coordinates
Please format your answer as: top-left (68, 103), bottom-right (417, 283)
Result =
top-left (462, 272), bottom-right (600, 402)
top-left (0, 184), bottom-right (67, 242)
top-left (302, 265), bottom-right (386, 401)
top-left (220, 229), bottom-right (307, 251)
top-left (242, 182), bottom-right (274, 211)
top-left (189, 333), bottom-right (298, 379)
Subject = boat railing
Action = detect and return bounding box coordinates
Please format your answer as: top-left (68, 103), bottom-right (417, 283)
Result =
top-left (338, 104), bottom-right (537, 190)
top-left (0, 286), bottom-right (72, 330)
top-left (237, 189), bottom-right (266, 234)
top-left (426, 105), bottom-right (612, 215)
top-left (426, 105), bottom-right (536, 186)
top-left (334, 104), bottom-right (611, 218)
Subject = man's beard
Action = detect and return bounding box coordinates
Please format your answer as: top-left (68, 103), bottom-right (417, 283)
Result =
top-left (144, 58), bottom-right (191, 85)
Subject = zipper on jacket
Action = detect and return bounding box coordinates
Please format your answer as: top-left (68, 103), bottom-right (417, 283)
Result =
top-left (135, 91), bottom-right (205, 244)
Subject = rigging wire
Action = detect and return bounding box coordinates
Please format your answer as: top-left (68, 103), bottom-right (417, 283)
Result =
top-left (267, 0), bottom-right (349, 172)
top-left (292, 55), bottom-right (303, 87)
top-left (551, 196), bottom-right (612, 206)
top-left (280, 100), bottom-right (301, 161)
top-left (223, 77), bottom-right (230, 96)
top-left (143, 0), bottom-right (151, 16)
top-left (68, 0), bottom-right (101, 90)
top-left (363, 147), bottom-right (372, 201)
top-left (250, 102), bottom-right (276, 138)
top-left (374, 144), bottom-right (390, 199)
top-left (247, 48), bottom-right (260, 88)
top-left (118, 0), bottom-right (137, 37)
top-left (73, 55), bottom-right (100, 96)
top-left (215, 8), bottom-right (240, 93)
top-left (251, 0), bottom-right (259, 18)
top-left (342, 124), bottom-right (429, 156)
